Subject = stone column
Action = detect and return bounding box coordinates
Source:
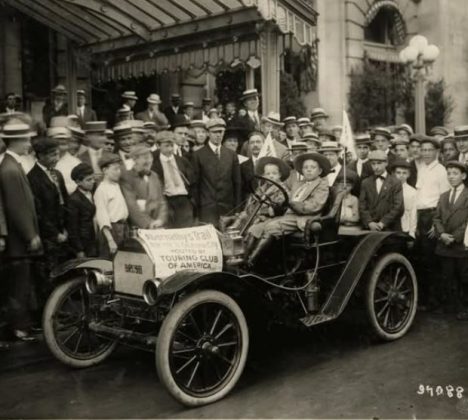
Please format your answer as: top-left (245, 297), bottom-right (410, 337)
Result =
top-left (259, 23), bottom-right (280, 113)
top-left (3, 14), bottom-right (22, 97)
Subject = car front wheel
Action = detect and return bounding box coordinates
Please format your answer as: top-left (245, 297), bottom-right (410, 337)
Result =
top-left (43, 277), bottom-right (117, 368)
top-left (366, 253), bottom-right (418, 341)
top-left (156, 290), bottom-right (249, 407)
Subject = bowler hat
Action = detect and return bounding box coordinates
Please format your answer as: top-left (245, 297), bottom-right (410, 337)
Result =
top-left (172, 114), bottom-right (190, 129)
top-left (32, 137), bottom-right (59, 155)
top-left (255, 156), bottom-right (291, 181)
top-left (71, 163), bottom-right (94, 181)
top-left (98, 152), bottom-right (121, 169)
top-left (121, 91), bottom-right (138, 100)
top-left (294, 152), bottom-right (331, 177)
top-left (446, 160), bottom-right (468, 173)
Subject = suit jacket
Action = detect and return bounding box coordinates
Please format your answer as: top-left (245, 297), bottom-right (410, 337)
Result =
top-left (331, 166), bottom-right (360, 196)
top-left (67, 189), bottom-right (97, 256)
top-left (120, 168), bottom-right (168, 228)
top-left (192, 144), bottom-right (242, 226)
top-left (349, 159), bottom-right (373, 180)
top-left (163, 106), bottom-right (183, 126)
top-left (240, 159), bottom-right (255, 201)
top-left (42, 102), bottom-right (68, 127)
top-left (0, 154), bottom-right (40, 257)
top-left (0, 190), bottom-right (7, 237)
top-left (359, 174), bottom-right (404, 231)
top-left (238, 112), bottom-right (262, 141)
top-left (151, 150), bottom-right (195, 197)
top-left (433, 187), bottom-right (468, 257)
top-left (407, 160), bottom-right (418, 188)
top-left (289, 177), bottom-right (330, 231)
top-left (28, 164), bottom-right (68, 241)
top-left (77, 106), bottom-right (97, 128)
top-left (136, 109), bottom-right (169, 128)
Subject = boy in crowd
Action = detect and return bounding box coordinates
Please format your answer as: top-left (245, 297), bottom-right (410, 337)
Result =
top-left (94, 153), bottom-right (129, 257)
top-left (433, 161), bottom-right (468, 320)
top-left (337, 172), bottom-right (360, 227)
top-left (359, 150), bottom-right (403, 232)
top-left (349, 133), bottom-right (373, 180)
top-left (391, 159), bottom-right (417, 238)
top-left (67, 163), bottom-right (97, 258)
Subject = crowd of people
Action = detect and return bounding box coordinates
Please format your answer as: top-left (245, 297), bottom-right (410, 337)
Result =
top-left (0, 84), bottom-right (467, 348)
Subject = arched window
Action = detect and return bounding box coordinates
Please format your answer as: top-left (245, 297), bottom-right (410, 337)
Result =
top-left (364, 1), bottom-right (406, 46)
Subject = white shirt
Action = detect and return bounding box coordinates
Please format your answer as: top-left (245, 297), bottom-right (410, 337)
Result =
top-left (94, 179), bottom-right (129, 230)
top-left (77, 105), bottom-right (85, 118)
top-left (5, 107), bottom-right (16, 115)
top-left (327, 163), bottom-right (342, 187)
top-left (356, 158), bottom-right (368, 177)
top-left (159, 154), bottom-right (188, 196)
top-left (208, 142), bottom-right (221, 156)
top-left (118, 150), bottom-right (134, 171)
top-left (375, 171), bottom-right (387, 194)
top-left (56, 152), bottom-right (81, 194)
top-left (415, 160), bottom-right (450, 209)
top-left (248, 110), bottom-right (260, 126)
top-left (459, 152), bottom-right (468, 164)
top-left (251, 155), bottom-right (260, 168)
top-left (238, 154), bottom-right (248, 164)
top-left (402, 183), bottom-right (417, 237)
top-left (286, 138), bottom-right (296, 149)
top-left (87, 148), bottom-right (102, 174)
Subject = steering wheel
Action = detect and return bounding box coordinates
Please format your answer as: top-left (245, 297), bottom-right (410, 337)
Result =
top-left (249, 175), bottom-right (290, 209)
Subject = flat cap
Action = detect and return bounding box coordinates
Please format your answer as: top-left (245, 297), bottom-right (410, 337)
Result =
top-left (419, 135), bottom-right (440, 148)
top-left (155, 130), bottom-right (175, 144)
top-left (98, 152), bottom-right (121, 169)
top-left (446, 160), bottom-right (467, 173)
top-left (389, 158), bottom-right (411, 171)
top-left (373, 127), bottom-right (392, 139)
top-left (397, 124), bottom-right (414, 135)
top-left (206, 118), bottom-right (226, 130)
top-left (368, 150), bottom-right (388, 161)
top-left (431, 126), bottom-right (450, 137)
top-left (71, 163), bottom-right (94, 181)
top-left (190, 120), bottom-right (206, 129)
top-left (32, 137), bottom-right (59, 154)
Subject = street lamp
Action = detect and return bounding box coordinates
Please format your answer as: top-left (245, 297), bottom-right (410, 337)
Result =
top-left (399, 35), bottom-right (440, 134)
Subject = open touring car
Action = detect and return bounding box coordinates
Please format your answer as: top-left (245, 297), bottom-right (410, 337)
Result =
top-left (43, 176), bottom-right (418, 407)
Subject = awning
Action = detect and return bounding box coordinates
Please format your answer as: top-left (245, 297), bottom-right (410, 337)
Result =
top-left (4, 0), bottom-right (317, 48)
top-left (365, 0), bottom-right (406, 45)
top-left (363, 41), bottom-right (401, 64)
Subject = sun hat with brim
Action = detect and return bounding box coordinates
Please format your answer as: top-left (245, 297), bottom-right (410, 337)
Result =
top-left (130, 145), bottom-right (152, 159)
top-left (0, 122), bottom-right (36, 139)
top-left (446, 160), bottom-right (468, 173)
top-left (190, 120), bottom-right (206, 129)
top-left (262, 111), bottom-right (283, 127)
top-left (121, 91), bottom-right (138, 100)
top-left (99, 153), bottom-right (121, 169)
top-left (454, 126), bottom-right (468, 140)
top-left (240, 89), bottom-right (260, 101)
top-left (206, 118), bottom-right (226, 130)
top-left (354, 133), bottom-right (372, 145)
top-left (397, 124), bottom-right (414, 135)
top-left (183, 101), bottom-right (195, 108)
top-left (156, 131), bottom-right (175, 144)
top-left (288, 142), bottom-right (308, 152)
top-left (85, 121), bottom-right (107, 133)
top-left (372, 127), bottom-right (392, 139)
top-left (294, 152), bottom-right (331, 177)
top-left (297, 117), bottom-right (312, 127)
top-left (310, 108), bottom-right (328, 120)
top-left (47, 127), bottom-right (71, 139)
top-left (319, 141), bottom-right (342, 153)
top-left (282, 116), bottom-right (297, 126)
top-left (146, 93), bottom-right (161, 104)
top-left (431, 126), bottom-right (450, 137)
top-left (389, 158), bottom-right (411, 171)
top-left (255, 156), bottom-right (291, 181)
top-left (368, 150), bottom-right (388, 161)
top-left (71, 163), bottom-right (94, 182)
top-left (419, 135), bottom-right (440, 149)
top-left (77, 89), bottom-right (86, 96)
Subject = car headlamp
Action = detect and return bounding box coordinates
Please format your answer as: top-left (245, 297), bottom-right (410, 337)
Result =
top-left (142, 278), bottom-right (161, 306)
top-left (85, 270), bottom-right (113, 294)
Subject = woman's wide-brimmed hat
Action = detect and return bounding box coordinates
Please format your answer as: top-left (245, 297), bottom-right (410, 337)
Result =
top-left (293, 152), bottom-right (331, 177)
top-left (255, 156), bottom-right (291, 181)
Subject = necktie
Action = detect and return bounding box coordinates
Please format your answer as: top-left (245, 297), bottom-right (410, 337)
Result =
top-left (215, 147), bottom-right (220, 159)
top-left (166, 159), bottom-right (183, 189)
top-left (49, 170), bottom-right (64, 205)
top-left (450, 187), bottom-right (457, 206)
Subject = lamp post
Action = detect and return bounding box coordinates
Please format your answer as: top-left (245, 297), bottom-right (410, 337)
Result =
top-left (399, 35), bottom-right (440, 134)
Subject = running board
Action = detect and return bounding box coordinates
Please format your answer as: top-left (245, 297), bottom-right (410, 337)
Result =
top-left (300, 313), bottom-right (335, 327)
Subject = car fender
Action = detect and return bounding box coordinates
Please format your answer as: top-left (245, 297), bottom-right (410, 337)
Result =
top-left (321, 231), bottom-right (413, 318)
top-left (50, 257), bottom-right (112, 280)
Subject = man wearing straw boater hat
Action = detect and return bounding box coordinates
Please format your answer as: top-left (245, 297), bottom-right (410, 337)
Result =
top-left (0, 120), bottom-right (41, 341)
top-left (238, 89), bottom-right (262, 139)
top-left (136, 93), bottom-right (169, 128)
top-left (120, 91), bottom-right (138, 118)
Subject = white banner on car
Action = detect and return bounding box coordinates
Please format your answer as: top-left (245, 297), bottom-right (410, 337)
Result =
top-left (138, 225), bottom-right (223, 278)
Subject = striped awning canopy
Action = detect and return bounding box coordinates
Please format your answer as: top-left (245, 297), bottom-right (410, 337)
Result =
top-left (4, 0), bottom-right (317, 48)
top-left (365, 0), bottom-right (406, 45)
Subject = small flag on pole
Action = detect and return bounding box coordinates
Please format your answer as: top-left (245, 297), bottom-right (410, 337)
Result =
top-left (339, 110), bottom-right (356, 160)
top-left (258, 132), bottom-right (277, 158)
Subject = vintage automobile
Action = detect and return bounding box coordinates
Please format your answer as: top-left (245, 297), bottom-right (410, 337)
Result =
top-left (43, 176), bottom-right (418, 407)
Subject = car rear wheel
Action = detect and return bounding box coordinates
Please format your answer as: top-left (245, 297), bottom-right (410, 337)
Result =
top-left (43, 277), bottom-right (117, 368)
top-left (156, 290), bottom-right (249, 407)
top-left (366, 253), bottom-right (418, 341)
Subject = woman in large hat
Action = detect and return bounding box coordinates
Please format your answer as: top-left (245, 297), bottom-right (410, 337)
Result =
top-left (246, 152), bottom-right (330, 265)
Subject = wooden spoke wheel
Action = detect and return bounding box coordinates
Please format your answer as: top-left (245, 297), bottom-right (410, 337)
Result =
top-left (43, 278), bottom-right (117, 368)
top-left (366, 253), bottom-right (418, 341)
top-left (156, 290), bottom-right (249, 407)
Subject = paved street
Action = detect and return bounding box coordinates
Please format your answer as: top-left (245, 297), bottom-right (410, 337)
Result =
top-left (1, 313), bottom-right (467, 419)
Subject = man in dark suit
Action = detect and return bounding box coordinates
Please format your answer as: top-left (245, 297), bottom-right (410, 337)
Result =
top-left (152, 131), bottom-right (195, 228)
top-left (359, 150), bottom-right (404, 231)
top-left (237, 89), bottom-right (261, 143)
top-left (28, 138), bottom-right (69, 307)
top-left (67, 163), bottom-right (97, 257)
top-left (42, 85), bottom-right (68, 127)
top-left (191, 118), bottom-right (242, 227)
top-left (349, 133), bottom-right (373, 180)
top-left (433, 161), bottom-right (468, 319)
top-left (0, 121), bottom-right (41, 340)
top-left (240, 131), bottom-right (265, 200)
top-left (136, 93), bottom-right (169, 129)
top-left (0, 92), bottom-right (20, 114)
top-left (120, 145), bottom-right (168, 229)
top-left (76, 90), bottom-right (97, 128)
top-left (164, 93), bottom-right (184, 127)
